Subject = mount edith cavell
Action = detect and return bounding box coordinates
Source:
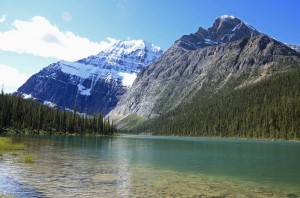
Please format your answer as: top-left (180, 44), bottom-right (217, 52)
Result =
top-left (17, 15), bottom-right (300, 139)
top-left (15, 40), bottom-right (163, 115)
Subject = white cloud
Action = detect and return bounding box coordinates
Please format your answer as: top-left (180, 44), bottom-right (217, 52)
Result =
top-left (0, 16), bottom-right (118, 61)
top-left (0, 15), bottom-right (6, 23)
top-left (0, 64), bottom-right (30, 93)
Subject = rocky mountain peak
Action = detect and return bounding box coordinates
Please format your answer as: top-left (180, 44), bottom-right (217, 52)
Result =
top-left (210, 15), bottom-right (242, 33)
top-left (211, 15), bottom-right (239, 30)
top-left (175, 15), bottom-right (261, 50)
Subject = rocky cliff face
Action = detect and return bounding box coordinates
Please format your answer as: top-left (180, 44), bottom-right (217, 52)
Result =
top-left (110, 16), bottom-right (300, 119)
top-left (16, 40), bottom-right (163, 115)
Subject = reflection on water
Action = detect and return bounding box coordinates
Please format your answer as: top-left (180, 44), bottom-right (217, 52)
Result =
top-left (0, 134), bottom-right (300, 197)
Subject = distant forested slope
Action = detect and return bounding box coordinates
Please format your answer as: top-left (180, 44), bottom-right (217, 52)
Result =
top-left (133, 68), bottom-right (300, 140)
top-left (0, 93), bottom-right (116, 135)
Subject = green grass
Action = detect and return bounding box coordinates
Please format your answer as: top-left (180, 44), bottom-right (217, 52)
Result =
top-left (0, 137), bottom-right (25, 151)
top-left (115, 114), bottom-right (146, 132)
top-left (0, 195), bottom-right (13, 198)
top-left (21, 154), bottom-right (36, 163)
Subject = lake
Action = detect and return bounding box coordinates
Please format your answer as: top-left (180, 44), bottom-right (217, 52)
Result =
top-left (0, 134), bottom-right (299, 197)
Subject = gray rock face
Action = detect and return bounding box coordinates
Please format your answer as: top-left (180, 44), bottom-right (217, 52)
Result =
top-left (110, 17), bottom-right (300, 119)
top-left (15, 40), bottom-right (163, 115)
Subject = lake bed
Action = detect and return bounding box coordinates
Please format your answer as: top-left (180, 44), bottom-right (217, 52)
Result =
top-left (0, 134), bottom-right (299, 197)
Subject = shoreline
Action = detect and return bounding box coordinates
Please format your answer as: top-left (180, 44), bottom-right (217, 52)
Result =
top-left (0, 127), bottom-right (120, 137)
top-left (1, 128), bottom-right (299, 143)
top-left (117, 133), bottom-right (300, 143)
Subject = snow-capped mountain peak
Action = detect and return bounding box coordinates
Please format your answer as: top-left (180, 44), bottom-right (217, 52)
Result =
top-left (218, 15), bottom-right (236, 21)
top-left (55, 39), bottom-right (163, 89)
top-left (97, 39), bottom-right (162, 57)
top-left (94, 39), bottom-right (163, 67)
top-left (16, 39), bottom-right (163, 115)
top-left (103, 39), bottom-right (162, 54)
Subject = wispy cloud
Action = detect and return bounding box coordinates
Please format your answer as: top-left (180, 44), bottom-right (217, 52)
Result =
top-left (0, 16), bottom-right (118, 61)
top-left (0, 15), bottom-right (6, 23)
top-left (62, 11), bottom-right (72, 22)
top-left (0, 64), bottom-right (30, 93)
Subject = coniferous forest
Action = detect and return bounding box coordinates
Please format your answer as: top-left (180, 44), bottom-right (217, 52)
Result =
top-left (0, 91), bottom-right (116, 135)
top-left (132, 68), bottom-right (300, 140)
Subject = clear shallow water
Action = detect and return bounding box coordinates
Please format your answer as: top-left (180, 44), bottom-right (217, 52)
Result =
top-left (0, 134), bottom-right (299, 197)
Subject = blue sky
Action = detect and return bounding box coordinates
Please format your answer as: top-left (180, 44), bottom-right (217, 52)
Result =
top-left (0, 0), bottom-right (300, 93)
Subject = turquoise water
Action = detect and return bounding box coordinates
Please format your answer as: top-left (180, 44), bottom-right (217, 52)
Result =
top-left (0, 134), bottom-right (300, 197)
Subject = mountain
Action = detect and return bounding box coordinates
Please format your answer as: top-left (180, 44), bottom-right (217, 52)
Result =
top-left (110, 15), bottom-right (300, 121)
top-left (15, 40), bottom-right (163, 115)
top-left (288, 44), bottom-right (300, 53)
top-left (175, 15), bottom-right (261, 50)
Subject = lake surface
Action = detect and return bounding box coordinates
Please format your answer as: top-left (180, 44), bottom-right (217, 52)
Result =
top-left (0, 134), bottom-right (299, 197)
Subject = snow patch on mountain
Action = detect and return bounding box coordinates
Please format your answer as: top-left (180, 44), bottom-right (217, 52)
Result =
top-left (59, 61), bottom-right (119, 81)
top-left (77, 84), bottom-right (91, 96)
top-left (232, 23), bottom-right (242, 32)
top-left (22, 93), bottom-right (33, 99)
top-left (219, 15), bottom-right (236, 20)
top-left (43, 101), bottom-right (57, 108)
top-left (118, 72), bottom-right (137, 87)
top-left (204, 39), bottom-right (218, 45)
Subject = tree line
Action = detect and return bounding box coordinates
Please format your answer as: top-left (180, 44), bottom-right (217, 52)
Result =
top-left (0, 92), bottom-right (116, 135)
top-left (134, 67), bottom-right (300, 140)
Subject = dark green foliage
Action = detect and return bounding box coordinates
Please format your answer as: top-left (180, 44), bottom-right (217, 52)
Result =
top-left (134, 68), bottom-right (300, 140)
top-left (0, 93), bottom-right (116, 135)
